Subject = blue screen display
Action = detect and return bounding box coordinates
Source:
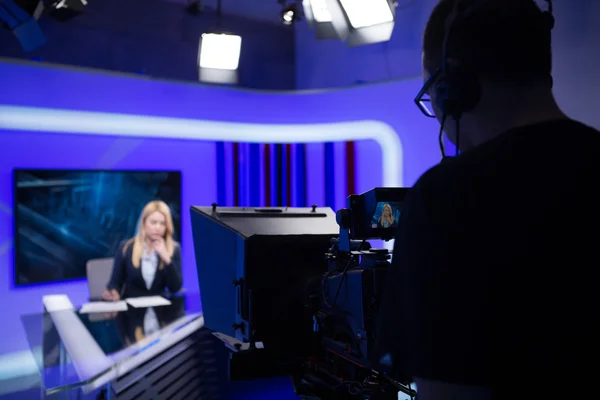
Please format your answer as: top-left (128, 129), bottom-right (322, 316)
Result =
top-left (14, 170), bottom-right (181, 286)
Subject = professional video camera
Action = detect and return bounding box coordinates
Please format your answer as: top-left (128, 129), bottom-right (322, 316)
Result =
top-left (191, 188), bottom-right (416, 400)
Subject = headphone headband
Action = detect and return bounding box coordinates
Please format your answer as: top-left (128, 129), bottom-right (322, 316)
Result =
top-left (442, 0), bottom-right (554, 71)
top-left (441, 0), bottom-right (489, 74)
top-left (437, 0), bottom-right (555, 119)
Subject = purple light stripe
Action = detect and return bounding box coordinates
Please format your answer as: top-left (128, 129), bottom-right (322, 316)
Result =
top-left (305, 143), bottom-right (326, 208)
top-left (333, 141), bottom-right (348, 212)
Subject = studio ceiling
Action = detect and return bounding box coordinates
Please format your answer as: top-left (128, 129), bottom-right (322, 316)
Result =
top-left (161, 0), bottom-right (287, 24)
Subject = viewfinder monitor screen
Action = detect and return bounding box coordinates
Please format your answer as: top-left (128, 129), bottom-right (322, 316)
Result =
top-left (14, 169), bottom-right (182, 286)
top-left (369, 201), bottom-right (401, 229)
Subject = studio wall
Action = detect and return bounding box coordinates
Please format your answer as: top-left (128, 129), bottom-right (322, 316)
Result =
top-left (548, 0), bottom-right (600, 131)
top-left (294, 0), bottom-right (435, 88)
top-left (295, 0), bottom-right (600, 133)
top-left (0, 58), bottom-right (440, 355)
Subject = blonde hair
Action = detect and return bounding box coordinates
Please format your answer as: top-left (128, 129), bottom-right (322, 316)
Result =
top-left (379, 203), bottom-right (395, 225)
top-left (124, 200), bottom-right (175, 269)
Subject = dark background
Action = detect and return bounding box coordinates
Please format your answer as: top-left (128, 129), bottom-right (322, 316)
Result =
top-left (14, 169), bottom-right (182, 286)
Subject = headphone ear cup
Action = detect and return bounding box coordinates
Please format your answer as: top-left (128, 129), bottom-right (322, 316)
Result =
top-left (434, 77), bottom-right (453, 116)
top-left (457, 69), bottom-right (481, 114)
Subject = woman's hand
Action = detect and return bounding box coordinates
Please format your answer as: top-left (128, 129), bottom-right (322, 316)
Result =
top-left (152, 238), bottom-right (172, 265)
top-left (102, 289), bottom-right (121, 302)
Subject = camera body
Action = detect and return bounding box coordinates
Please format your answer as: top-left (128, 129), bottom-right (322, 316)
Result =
top-left (295, 188), bottom-right (410, 399)
top-left (316, 242), bottom-right (391, 366)
top-left (191, 187), bottom-right (415, 400)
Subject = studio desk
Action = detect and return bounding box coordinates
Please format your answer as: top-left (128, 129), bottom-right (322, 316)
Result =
top-left (20, 293), bottom-right (298, 400)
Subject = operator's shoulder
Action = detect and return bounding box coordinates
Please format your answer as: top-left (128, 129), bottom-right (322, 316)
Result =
top-left (412, 157), bottom-right (469, 194)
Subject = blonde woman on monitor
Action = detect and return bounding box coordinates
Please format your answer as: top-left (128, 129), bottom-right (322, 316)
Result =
top-left (103, 200), bottom-right (182, 301)
top-left (378, 203), bottom-right (396, 228)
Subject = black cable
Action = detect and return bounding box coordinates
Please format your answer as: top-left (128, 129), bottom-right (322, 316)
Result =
top-left (439, 113), bottom-right (448, 159)
top-left (455, 116), bottom-right (460, 156)
top-left (332, 261), bottom-right (353, 307)
top-left (321, 257), bottom-right (350, 308)
top-left (332, 239), bottom-right (366, 307)
top-left (322, 239), bottom-right (366, 309)
top-left (321, 269), bottom-right (334, 308)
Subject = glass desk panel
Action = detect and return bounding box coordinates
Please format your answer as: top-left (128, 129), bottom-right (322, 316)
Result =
top-left (21, 311), bottom-right (84, 394)
top-left (21, 293), bottom-right (202, 394)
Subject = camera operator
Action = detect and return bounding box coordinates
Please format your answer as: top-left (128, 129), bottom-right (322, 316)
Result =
top-left (375, 1), bottom-right (600, 399)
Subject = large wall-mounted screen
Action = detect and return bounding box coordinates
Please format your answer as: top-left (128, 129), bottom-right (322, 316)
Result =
top-left (13, 169), bottom-right (182, 286)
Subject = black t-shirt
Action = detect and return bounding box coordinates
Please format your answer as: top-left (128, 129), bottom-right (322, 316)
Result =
top-left (375, 119), bottom-right (600, 399)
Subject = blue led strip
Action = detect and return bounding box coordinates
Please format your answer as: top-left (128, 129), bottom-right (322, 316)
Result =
top-left (288, 144), bottom-right (293, 206)
top-left (233, 143), bottom-right (240, 206)
top-left (324, 142), bottom-right (335, 209)
top-left (216, 142), bottom-right (226, 206)
top-left (249, 143), bottom-right (260, 206)
top-left (295, 144), bottom-right (307, 207)
top-left (238, 143), bottom-right (245, 206)
top-left (275, 144), bottom-right (283, 206)
top-left (244, 143), bottom-right (251, 206)
top-left (270, 144), bottom-right (277, 206)
top-left (281, 144), bottom-right (288, 206)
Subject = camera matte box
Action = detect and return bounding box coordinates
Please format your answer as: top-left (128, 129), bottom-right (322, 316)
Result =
top-left (191, 206), bottom-right (338, 354)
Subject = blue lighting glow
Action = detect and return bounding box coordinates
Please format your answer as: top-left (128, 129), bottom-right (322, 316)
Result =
top-left (0, 59), bottom-right (440, 364)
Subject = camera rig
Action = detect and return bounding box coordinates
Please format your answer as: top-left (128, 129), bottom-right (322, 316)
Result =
top-left (191, 188), bottom-right (415, 400)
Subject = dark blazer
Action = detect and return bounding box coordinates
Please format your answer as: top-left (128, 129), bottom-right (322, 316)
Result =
top-left (378, 220), bottom-right (397, 228)
top-left (107, 239), bottom-right (183, 298)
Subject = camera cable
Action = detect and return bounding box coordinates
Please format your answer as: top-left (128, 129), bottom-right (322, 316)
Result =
top-left (331, 239), bottom-right (367, 308)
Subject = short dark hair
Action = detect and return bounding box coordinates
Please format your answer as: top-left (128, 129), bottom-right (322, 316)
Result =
top-left (423, 0), bottom-right (552, 84)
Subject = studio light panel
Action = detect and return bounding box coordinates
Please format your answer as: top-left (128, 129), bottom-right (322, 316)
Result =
top-left (324, 0), bottom-right (396, 46)
top-left (339, 0), bottom-right (394, 28)
top-left (308, 0), bottom-right (332, 22)
top-left (198, 33), bottom-right (242, 71)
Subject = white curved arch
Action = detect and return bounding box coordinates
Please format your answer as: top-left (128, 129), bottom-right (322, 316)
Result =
top-left (0, 105), bottom-right (403, 187)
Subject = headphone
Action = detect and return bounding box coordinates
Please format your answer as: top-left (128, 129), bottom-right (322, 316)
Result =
top-left (434, 0), bottom-right (555, 120)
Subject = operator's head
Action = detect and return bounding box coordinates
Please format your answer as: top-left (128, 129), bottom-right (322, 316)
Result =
top-left (419, 0), bottom-right (559, 151)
